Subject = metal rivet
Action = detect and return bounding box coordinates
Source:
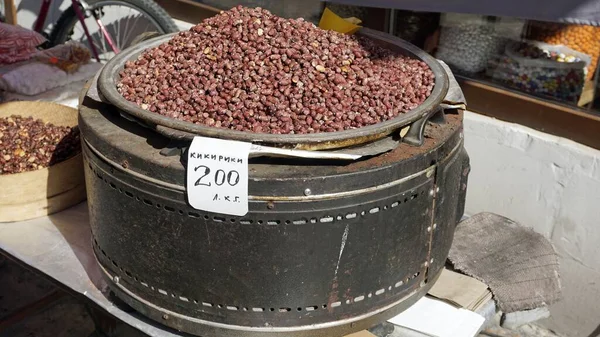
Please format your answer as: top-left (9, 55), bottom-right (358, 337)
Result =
top-left (304, 188), bottom-right (312, 196)
top-left (433, 223), bottom-right (437, 230)
top-left (162, 314), bottom-right (169, 320)
top-left (426, 226), bottom-right (432, 232)
top-left (113, 276), bottom-right (120, 284)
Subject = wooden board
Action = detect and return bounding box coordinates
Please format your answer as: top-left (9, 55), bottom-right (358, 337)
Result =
top-left (3, 0), bottom-right (17, 25)
top-left (577, 79), bottom-right (596, 107)
top-left (456, 77), bottom-right (600, 150)
top-left (0, 101), bottom-right (86, 222)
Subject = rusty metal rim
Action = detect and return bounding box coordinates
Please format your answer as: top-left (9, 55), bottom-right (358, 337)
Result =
top-left (99, 259), bottom-right (442, 337)
top-left (84, 138), bottom-right (435, 201)
top-left (98, 28), bottom-right (449, 148)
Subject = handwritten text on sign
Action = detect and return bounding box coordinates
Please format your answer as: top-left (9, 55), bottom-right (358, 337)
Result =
top-left (186, 137), bottom-right (252, 216)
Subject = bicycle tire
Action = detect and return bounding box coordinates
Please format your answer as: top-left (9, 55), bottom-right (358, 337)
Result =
top-left (48, 0), bottom-right (178, 49)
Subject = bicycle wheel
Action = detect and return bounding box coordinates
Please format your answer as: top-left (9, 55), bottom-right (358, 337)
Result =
top-left (49, 0), bottom-right (179, 63)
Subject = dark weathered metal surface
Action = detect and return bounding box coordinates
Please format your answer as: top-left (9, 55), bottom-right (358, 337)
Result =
top-left (97, 28), bottom-right (449, 150)
top-left (78, 101), bottom-right (465, 195)
top-left (403, 108), bottom-right (445, 146)
top-left (0, 204), bottom-right (496, 337)
top-left (79, 94), bottom-right (468, 336)
top-left (85, 136), bottom-right (436, 326)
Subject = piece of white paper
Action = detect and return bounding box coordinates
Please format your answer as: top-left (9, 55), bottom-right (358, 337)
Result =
top-left (186, 136), bottom-right (252, 216)
top-left (388, 296), bottom-right (485, 337)
top-left (249, 144), bottom-right (362, 160)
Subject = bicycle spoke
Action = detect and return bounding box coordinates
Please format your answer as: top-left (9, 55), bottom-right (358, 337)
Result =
top-left (115, 10), bottom-right (121, 49)
top-left (98, 34), bottom-right (109, 56)
top-left (65, 3), bottom-right (166, 62)
top-left (75, 25), bottom-right (94, 51)
top-left (122, 7), bottom-right (133, 47)
top-left (142, 22), bottom-right (151, 35)
top-left (92, 13), bottom-right (109, 56)
top-left (117, 7), bottom-right (137, 50)
top-left (91, 36), bottom-right (105, 56)
top-left (122, 14), bottom-right (143, 47)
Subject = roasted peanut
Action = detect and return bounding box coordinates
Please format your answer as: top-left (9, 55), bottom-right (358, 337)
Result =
top-left (0, 116), bottom-right (80, 175)
top-left (118, 6), bottom-right (434, 135)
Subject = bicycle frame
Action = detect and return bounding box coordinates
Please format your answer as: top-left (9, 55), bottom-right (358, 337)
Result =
top-left (32, 0), bottom-right (52, 33)
top-left (32, 0), bottom-right (120, 62)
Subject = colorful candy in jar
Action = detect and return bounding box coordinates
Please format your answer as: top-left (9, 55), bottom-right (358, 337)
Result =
top-left (526, 21), bottom-right (600, 80)
top-left (515, 42), bottom-right (582, 63)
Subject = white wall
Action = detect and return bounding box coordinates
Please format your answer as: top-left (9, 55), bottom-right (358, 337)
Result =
top-left (464, 111), bottom-right (600, 337)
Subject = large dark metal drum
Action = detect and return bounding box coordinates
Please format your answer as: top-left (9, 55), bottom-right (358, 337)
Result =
top-left (80, 102), bottom-right (468, 337)
top-left (80, 27), bottom-right (469, 337)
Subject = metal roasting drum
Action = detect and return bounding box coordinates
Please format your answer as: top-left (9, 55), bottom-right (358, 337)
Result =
top-left (81, 26), bottom-right (469, 337)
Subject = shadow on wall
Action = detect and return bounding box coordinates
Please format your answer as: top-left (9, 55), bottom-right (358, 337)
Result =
top-left (588, 323), bottom-right (600, 337)
top-left (17, 0), bottom-right (68, 31)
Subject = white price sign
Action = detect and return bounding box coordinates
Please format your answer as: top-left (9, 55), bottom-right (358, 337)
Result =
top-left (186, 136), bottom-right (252, 216)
